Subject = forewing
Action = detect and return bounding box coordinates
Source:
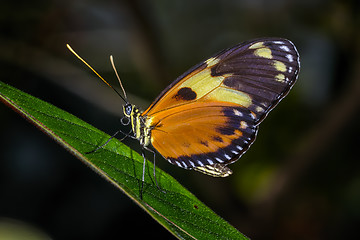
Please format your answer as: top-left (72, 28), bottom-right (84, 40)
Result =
top-left (143, 38), bottom-right (300, 124)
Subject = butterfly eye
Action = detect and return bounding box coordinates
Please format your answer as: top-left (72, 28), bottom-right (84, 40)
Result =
top-left (123, 103), bottom-right (132, 117)
top-left (121, 116), bottom-right (130, 125)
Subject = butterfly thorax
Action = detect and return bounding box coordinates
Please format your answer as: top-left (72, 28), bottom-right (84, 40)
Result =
top-left (123, 103), bottom-right (151, 147)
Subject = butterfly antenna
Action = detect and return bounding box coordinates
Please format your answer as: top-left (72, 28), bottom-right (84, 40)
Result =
top-left (110, 55), bottom-right (128, 102)
top-left (66, 44), bottom-right (127, 103)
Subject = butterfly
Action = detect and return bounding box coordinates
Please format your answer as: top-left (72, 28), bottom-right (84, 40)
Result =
top-left (67, 37), bottom-right (300, 184)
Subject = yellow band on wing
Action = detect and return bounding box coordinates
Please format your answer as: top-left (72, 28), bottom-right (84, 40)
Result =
top-left (177, 68), bottom-right (223, 99)
top-left (204, 86), bottom-right (252, 107)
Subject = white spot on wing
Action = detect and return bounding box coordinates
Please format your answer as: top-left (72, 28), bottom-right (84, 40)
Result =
top-left (232, 150), bottom-right (239, 155)
top-left (240, 121), bottom-right (248, 129)
top-left (236, 145), bottom-right (243, 151)
top-left (181, 161), bottom-right (188, 168)
top-left (189, 160), bottom-right (195, 168)
top-left (224, 154), bottom-right (231, 160)
top-left (280, 45), bottom-right (290, 52)
top-left (250, 112), bottom-right (256, 119)
top-left (273, 41), bottom-right (284, 45)
top-left (207, 159), bottom-right (214, 165)
top-left (215, 157), bottom-right (223, 163)
top-left (256, 106), bottom-right (264, 113)
top-left (288, 39), bottom-right (301, 70)
top-left (286, 54), bottom-right (294, 62)
top-left (233, 109), bottom-right (243, 116)
top-left (197, 161), bottom-right (204, 167)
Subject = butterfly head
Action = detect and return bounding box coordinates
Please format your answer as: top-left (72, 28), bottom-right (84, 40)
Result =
top-left (123, 103), bottom-right (133, 117)
top-left (120, 103), bottom-right (132, 125)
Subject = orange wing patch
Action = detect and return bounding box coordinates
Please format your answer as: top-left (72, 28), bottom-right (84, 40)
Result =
top-left (149, 102), bottom-right (257, 170)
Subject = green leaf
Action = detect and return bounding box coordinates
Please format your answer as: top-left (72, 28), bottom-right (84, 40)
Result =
top-left (0, 81), bottom-right (249, 240)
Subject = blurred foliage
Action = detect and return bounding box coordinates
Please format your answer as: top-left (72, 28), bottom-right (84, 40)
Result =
top-left (0, 0), bottom-right (359, 239)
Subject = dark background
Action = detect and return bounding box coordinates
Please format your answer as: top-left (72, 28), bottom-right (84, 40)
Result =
top-left (0, 0), bottom-right (359, 239)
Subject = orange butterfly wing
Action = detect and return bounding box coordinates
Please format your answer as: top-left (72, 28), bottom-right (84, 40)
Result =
top-left (142, 38), bottom-right (300, 176)
top-left (149, 102), bottom-right (257, 174)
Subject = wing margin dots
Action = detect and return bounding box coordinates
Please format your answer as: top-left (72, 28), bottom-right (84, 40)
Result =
top-left (166, 123), bottom-right (258, 170)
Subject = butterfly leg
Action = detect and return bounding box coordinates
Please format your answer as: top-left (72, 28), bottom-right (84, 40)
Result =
top-left (147, 148), bottom-right (167, 195)
top-left (139, 146), bottom-right (165, 199)
top-left (144, 146), bottom-right (164, 192)
top-left (85, 129), bottom-right (133, 154)
top-left (140, 148), bottom-right (147, 199)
